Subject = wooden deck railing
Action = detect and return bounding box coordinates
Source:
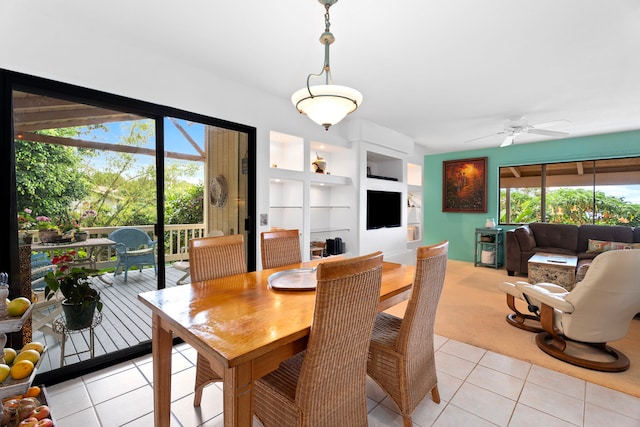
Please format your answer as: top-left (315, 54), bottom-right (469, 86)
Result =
top-left (31, 224), bottom-right (206, 268)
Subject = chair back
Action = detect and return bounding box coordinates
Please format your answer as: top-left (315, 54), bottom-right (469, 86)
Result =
top-left (189, 234), bottom-right (246, 282)
top-left (31, 253), bottom-right (56, 291)
top-left (260, 229), bottom-right (302, 269)
top-left (393, 241), bottom-right (448, 410)
top-left (563, 249), bottom-right (640, 341)
top-left (396, 241), bottom-right (448, 353)
top-left (295, 251), bottom-right (383, 423)
top-left (109, 228), bottom-right (153, 252)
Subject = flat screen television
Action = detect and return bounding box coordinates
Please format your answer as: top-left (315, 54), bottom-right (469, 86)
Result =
top-left (367, 190), bottom-right (402, 230)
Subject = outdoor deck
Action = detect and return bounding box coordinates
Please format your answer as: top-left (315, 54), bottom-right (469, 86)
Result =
top-left (33, 265), bottom-right (184, 373)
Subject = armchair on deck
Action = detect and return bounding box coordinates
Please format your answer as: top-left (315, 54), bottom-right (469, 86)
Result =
top-left (109, 228), bottom-right (157, 282)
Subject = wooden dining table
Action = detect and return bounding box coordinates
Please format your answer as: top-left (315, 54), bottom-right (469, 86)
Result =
top-left (138, 259), bottom-right (415, 427)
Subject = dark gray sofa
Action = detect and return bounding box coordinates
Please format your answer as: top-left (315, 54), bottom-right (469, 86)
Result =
top-left (505, 222), bottom-right (640, 278)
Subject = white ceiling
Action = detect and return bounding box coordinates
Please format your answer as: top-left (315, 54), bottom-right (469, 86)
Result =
top-left (9, 0), bottom-right (640, 154)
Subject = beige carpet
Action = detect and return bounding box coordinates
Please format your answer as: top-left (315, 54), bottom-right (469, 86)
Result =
top-left (386, 259), bottom-right (640, 398)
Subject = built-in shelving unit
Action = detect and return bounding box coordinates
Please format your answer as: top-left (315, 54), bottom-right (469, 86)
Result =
top-left (407, 162), bottom-right (423, 246)
top-left (265, 121), bottom-right (425, 266)
top-left (267, 131), bottom-right (355, 263)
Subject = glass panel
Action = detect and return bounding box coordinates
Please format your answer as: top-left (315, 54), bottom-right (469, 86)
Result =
top-left (594, 158), bottom-right (640, 226)
top-left (499, 164), bottom-right (542, 224)
top-left (14, 90), bottom-right (156, 373)
top-left (545, 161), bottom-right (595, 225)
top-left (164, 119), bottom-right (251, 286)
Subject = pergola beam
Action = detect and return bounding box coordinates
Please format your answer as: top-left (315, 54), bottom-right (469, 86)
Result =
top-left (18, 131), bottom-right (205, 162)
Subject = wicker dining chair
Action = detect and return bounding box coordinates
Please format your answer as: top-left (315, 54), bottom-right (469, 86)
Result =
top-left (188, 233), bottom-right (247, 406)
top-left (367, 241), bottom-right (448, 427)
top-left (253, 251), bottom-right (384, 427)
top-left (260, 229), bottom-right (302, 269)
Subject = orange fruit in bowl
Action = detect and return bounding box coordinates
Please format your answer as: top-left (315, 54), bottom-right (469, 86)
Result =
top-left (10, 360), bottom-right (34, 380)
top-left (24, 386), bottom-right (41, 398)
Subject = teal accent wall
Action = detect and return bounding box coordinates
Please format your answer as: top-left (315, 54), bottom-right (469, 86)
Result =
top-left (423, 130), bottom-right (640, 262)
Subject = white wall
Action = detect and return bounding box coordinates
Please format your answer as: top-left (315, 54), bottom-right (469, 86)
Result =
top-left (0, 10), bottom-right (356, 261)
top-left (0, 9), bottom-right (428, 265)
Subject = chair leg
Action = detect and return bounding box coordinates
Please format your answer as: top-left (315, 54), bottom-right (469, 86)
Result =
top-left (505, 294), bottom-right (543, 333)
top-left (177, 271), bottom-right (190, 285)
top-left (431, 385), bottom-right (440, 403)
top-left (193, 353), bottom-right (222, 406)
top-left (402, 416), bottom-right (412, 427)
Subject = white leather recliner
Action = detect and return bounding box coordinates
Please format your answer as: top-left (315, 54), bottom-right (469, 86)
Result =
top-left (501, 249), bottom-right (640, 372)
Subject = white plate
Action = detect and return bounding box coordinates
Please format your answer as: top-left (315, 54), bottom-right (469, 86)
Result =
top-left (268, 267), bottom-right (317, 291)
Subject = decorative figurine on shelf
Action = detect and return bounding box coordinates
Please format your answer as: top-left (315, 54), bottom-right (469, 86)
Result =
top-left (312, 152), bottom-right (326, 174)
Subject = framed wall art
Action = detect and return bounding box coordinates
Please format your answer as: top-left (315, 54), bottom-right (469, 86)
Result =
top-left (442, 157), bottom-right (487, 212)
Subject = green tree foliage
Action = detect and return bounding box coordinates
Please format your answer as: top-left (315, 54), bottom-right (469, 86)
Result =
top-left (16, 129), bottom-right (91, 224)
top-left (17, 120), bottom-right (204, 231)
top-left (501, 187), bottom-right (640, 226)
top-left (165, 183), bottom-right (204, 225)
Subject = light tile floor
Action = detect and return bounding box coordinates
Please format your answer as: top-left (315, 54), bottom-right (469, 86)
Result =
top-left (46, 335), bottom-right (640, 427)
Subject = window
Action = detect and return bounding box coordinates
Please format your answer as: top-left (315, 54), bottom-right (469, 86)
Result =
top-left (499, 157), bottom-right (640, 226)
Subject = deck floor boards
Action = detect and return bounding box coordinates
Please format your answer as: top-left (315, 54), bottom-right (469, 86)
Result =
top-left (33, 265), bottom-right (182, 373)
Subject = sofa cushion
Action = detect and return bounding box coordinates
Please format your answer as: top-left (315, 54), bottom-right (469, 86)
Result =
top-left (586, 239), bottom-right (640, 253)
top-left (577, 224), bottom-right (634, 253)
top-left (513, 225), bottom-right (536, 252)
top-left (529, 222), bottom-right (578, 252)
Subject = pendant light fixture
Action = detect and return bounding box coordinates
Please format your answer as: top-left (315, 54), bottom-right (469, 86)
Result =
top-left (291, 0), bottom-right (363, 130)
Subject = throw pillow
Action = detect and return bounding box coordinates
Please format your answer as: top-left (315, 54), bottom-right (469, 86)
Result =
top-left (586, 239), bottom-right (640, 253)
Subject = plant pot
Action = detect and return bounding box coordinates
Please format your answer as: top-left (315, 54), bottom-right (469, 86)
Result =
top-left (62, 299), bottom-right (97, 330)
top-left (75, 231), bottom-right (89, 242)
top-left (38, 229), bottom-right (60, 244)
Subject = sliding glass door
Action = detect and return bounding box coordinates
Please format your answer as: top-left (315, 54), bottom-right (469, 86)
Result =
top-left (2, 70), bottom-right (256, 384)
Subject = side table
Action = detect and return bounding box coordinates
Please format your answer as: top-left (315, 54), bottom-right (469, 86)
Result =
top-left (53, 312), bottom-right (102, 367)
top-left (474, 228), bottom-right (504, 268)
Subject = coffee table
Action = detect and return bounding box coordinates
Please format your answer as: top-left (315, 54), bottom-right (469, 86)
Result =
top-left (528, 253), bottom-right (578, 291)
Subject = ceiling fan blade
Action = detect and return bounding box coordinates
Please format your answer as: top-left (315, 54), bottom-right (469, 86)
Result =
top-left (500, 135), bottom-right (515, 147)
top-left (463, 131), bottom-right (506, 144)
top-left (528, 129), bottom-right (570, 137)
top-left (531, 119), bottom-right (570, 128)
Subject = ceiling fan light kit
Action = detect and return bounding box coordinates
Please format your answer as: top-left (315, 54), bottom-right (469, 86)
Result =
top-left (291, 0), bottom-right (363, 130)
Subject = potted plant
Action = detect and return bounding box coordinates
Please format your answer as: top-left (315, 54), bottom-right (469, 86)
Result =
top-left (43, 251), bottom-right (103, 330)
top-left (17, 208), bottom-right (37, 244)
top-left (36, 215), bottom-right (60, 243)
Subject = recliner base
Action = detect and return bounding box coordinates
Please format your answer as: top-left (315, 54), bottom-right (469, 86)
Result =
top-left (535, 332), bottom-right (630, 372)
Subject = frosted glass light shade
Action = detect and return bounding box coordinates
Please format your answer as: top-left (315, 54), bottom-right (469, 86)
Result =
top-left (291, 84), bottom-right (363, 129)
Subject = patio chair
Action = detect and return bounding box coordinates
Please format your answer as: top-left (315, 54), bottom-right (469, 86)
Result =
top-left (253, 252), bottom-right (383, 427)
top-left (189, 233), bottom-right (246, 406)
top-left (260, 229), bottom-right (302, 269)
top-left (172, 230), bottom-right (224, 285)
top-left (366, 241), bottom-right (448, 427)
top-left (30, 253), bottom-right (64, 340)
top-left (108, 228), bottom-right (157, 282)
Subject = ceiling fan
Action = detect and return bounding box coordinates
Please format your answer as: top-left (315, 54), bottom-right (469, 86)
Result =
top-left (464, 118), bottom-right (570, 147)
